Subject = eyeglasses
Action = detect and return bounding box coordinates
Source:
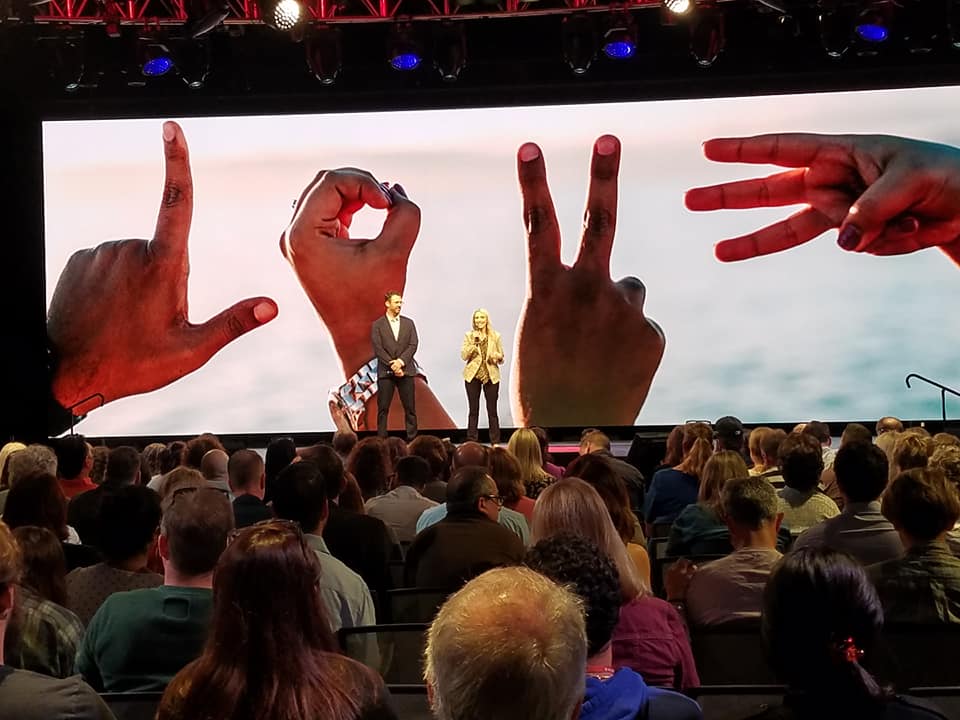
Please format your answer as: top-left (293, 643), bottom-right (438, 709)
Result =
top-left (481, 494), bottom-right (504, 507)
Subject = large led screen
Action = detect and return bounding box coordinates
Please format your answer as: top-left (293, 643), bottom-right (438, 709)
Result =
top-left (43, 86), bottom-right (960, 436)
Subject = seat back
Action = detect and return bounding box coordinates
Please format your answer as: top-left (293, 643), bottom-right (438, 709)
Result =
top-left (869, 624), bottom-right (960, 688)
top-left (690, 620), bottom-right (776, 685)
top-left (387, 684), bottom-right (433, 720)
top-left (907, 686), bottom-right (960, 719)
top-left (338, 623), bottom-right (430, 685)
top-left (686, 685), bottom-right (785, 720)
top-left (100, 692), bottom-right (164, 720)
top-left (387, 587), bottom-right (450, 623)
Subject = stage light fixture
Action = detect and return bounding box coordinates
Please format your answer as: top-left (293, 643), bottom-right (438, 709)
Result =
top-left (854, 5), bottom-right (890, 44)
top-left (177, 38), bottom-right (212, 88)
top-left (139, 36), bottom-right (175, 76)
top-left (818, 1), bottom-right (852, 58)
top-left (664, 0), bottom-right (691, 15)
top-left (434, 21), bottom-right (466, 82)
top-left (561, 13), bottom-right (597, 75)
top-left (690, 6), bottom-right (724, 67)
top-left (185, 0), bottom-right (230, 39)
top-left (601, 13), bottom-right (637, 60)
top-left (900, 0), bottom-right (940, 54)
top-left (305, 24), bottom-right (342, 85)
top-left (952, 0), bottom-right (960, 49)
top-left (387, 23), bottom-right (422, 71)
top-left (258, 0), bottom-right (303, 32)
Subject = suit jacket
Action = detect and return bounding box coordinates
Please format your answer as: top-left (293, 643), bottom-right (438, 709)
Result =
top-left (232, 494), bottom-right (273, 529)
top-left (461, 330), bottom-right (504, 383)
top-left (371, 315), bottom-right (419, 378)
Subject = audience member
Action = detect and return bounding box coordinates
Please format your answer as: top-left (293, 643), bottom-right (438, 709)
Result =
top-left (526, 533), bottom-right (702, 720)
top-left (157, 520), bottom-right (391, 720)
top-left (89, 446), bottom-right (109, 487)
top-left (532, 478), bottom-right (698, 689)
top-left (181, 433), bottom-right (226, 470)
top-left (656, 426), bottom-right (685, 474)
top-left (5, 526), bottom-right (83, 678)
top-left (793, 442), bottom-right (903, 565)
top-left (227, 449), bottom-right (271, 529)
top-left (347, 437), bottom-right (392, 501)
top-left (364, 455), bottom-right (437, 543)
top-left (932, 432), bottom-right (960, 450)
top-left (384, 436), bottom-right (409, 473)
top-left (666, 477), bottom-right (783, 626)
top-left (876, 416), bottom-right (905, 435)
top-left (508, 428), bottom-right (555, 500)
top-left (0, 442), bottom-right (26, 490)
top-left (750, 547), bottom-right (947, 720)
top-left (0, 521), bottom-right (113, 719)
top-left (756, 428), bottom-right (788, 487)
top-left (158, 467), bottom-right (207, 505)
top-left (777, 433), bottom-right (839, 535)
top-left (199, 449), bottom-right (231, 494)
top-left (645, 422), bottom-right (713, 528)
top-left (747, 428), bottom-right (772, 476)
top-left (870, 468), bottom-right (960, 623)
top-left (531, 426), bottom-right (565, 479)
top-left (1, 444), bottom-right (56, 515)
top-left (272, 461), bottom-right (376, 633)
top-left (66, 486), bottom-right (163, 625)
top-left (930, 444), bottom-right (960, 555)
top-left (667, 450), bottom-right (748, 556)
top-left (875, 431), bottom-right (901, 483)
top-left (803, 421), bottom-right (836, 470)
top-left (489, 446), bottom-right (535, 522)
top-left (54, 435), bottom-right (96, 500)
top-left (714, 415), bottom-right (745, 453)
top-left (892, 433), bottom-right (932, 477)
top-left (408, 435), bottom-right (450, 502)
top-left (140, 442), bottom-right (166, 485)
top-left (77, 487), bottom-right (232, 691)
top-left (332, 428), bottom-right (359, 463)
top-left (68, 445), bottom-right (140, 549)
top-left (579, 430), bottom-right (645, 511)
top-left (819, 423), bottom-right (872, 509)
top-left (406, 466), bottom-right (524, 589)
top-left (425, 566), bottom-right (585, 720)
top-left (263, 436), bottom-right (296, 504)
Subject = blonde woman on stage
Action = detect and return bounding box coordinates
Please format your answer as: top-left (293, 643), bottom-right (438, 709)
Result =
top-left (461, 309), bottom-right (504, 443)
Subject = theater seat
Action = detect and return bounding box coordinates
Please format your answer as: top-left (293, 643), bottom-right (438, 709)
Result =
top-left (690, 620), bottom-right (776, 686)
top-left (686, 685), bottom-right (784, 720)
top-left (387, 588), bottom-right (451, 623)
top-left (387, 684), bottom-right (432, 720)
top-left (338, 623), bottom-right (430, 685)
top-left (869, 624), bottom-right (960, 689)
top-left (100, 692), bottom-right (164, 720)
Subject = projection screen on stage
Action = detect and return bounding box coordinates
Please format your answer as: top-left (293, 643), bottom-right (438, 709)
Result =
top-left (42, 85), bottom-right (960, 436)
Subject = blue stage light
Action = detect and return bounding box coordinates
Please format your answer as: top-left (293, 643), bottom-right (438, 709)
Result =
top-left (143, 55), bottom-right (174, 76)
top-left (390, 52), bottom-right (422, 71)
top-left (602, 39), bottom-right (636, 59)
top-left (855, 22), bottom-right (888, 42)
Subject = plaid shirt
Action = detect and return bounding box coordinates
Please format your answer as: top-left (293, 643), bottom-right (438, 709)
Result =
top-left (869, 542), bottom-right (960, 624)
top-left (4, 586), bottom-right (84, 678)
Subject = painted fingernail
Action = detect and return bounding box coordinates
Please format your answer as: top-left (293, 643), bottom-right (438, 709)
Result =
top-left (895, 215), bottom-right (919, 235)
top-left (162, 121), bottom-right (176, 143)
top-left (254, 301), bottom-right (278, 323)
top-left (596, 136), bottom-right (617, 156)
top-left (519, 143), bottom-right (540, 162)
top-left (837, 224), bottom-right (862, 251)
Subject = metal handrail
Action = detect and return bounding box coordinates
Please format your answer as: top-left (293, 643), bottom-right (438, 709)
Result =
top-left (904, 374), bottom-right (960, 422)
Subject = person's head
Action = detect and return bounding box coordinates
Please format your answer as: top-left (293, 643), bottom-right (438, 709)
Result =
top-left (662, 425), bottom-right (685, 467)
top-left (54, 435), bottom-right (91, 480)
top-left (332, 429), bottom-right (358, 459)
top-left (272, 461), bottom-right (330, 535)
top-left (779, 432), bottom-right (824, 493)
top-left (447, 466), bottom-right (500, 522)
top-left (200, 449), bottom-right (229, 484)
top-left (676, 422), bottom-right (713, 479)
top-left (90, 446), bottom-right (109, 485)
top-left (874, 431), bottom-right (900, 481)
top-left (6, 444), bottom-right (57, 487)
top-left (714, 416), bottom-right (744, 452)
top-left (103, 446), bottom-right (142, 488)
top-left (395, 455), bottom-right (432, 491)
top-left (833, 442), bottom-right (889, 504)
top-left (578, 430), bottom-right (610, 456)
top-left (933, 432), bottom-right (960, 449)
top-left (748, 428), bottom-right (771, 467)
top-left (425, 566), bottom-right (586, 720)
top-left (2, 473), bottom-right (68, 541)
top-left (840, 423), bottom-right (872, 447)
top-left (763, 548), bottom-right (887, 702)
top-left (160, 487), bottom-right (233, 580)
top-left (472, 308), bottom-right (491, 333)
top-left (565, 454), bottom-right (636, 544)
top-left (98, 486), bottom-right (162, 566)
top-left (882, 467), bottom-right (960, 546)
top-left (298, 445), bottom-right (345, 501)
top-left (876, 416), bottom-right (904, 435)
top-left (159, 441), bottom-right (187, 475)
top-left (452, 441), bottom-right (489, 471)
top-left (408, 435), bottom-right (450, 482)
top-left (141, 443), bottom-right (166, 478)
top-left (264, 437), bottom-right (297, 497)
top-left (530, 427), bottom-right (553, 466)
top-left (13, 525), bottom-right (68, 606)
top-left (508, 428), bottom-right (549, 485)
top-left (929, 444), bottom-right (960, 492)
top-left (803, 421), bottom-right (832, 447)
top-left (182, 433), bottom-right (226, 470)
top-left (347, 437), bottom-right (391, 500)
top-left (160, 467), bottom-right (208, 504)
top-left (384, 291), bottom-right (403, 317)
top-left (488, 447), bottom-right (524, 505)
top-left (227, 450), bottom-right (265, 498)
top-left (525, 533), bottom-right (620, 660)
top-left (0, 442), bottom-right (26, 489)
top-left (531, 478), bottom-right (644, 601)
top-left (384, 436), bottom-right (409, 474)
top-left (759, 428), bottom-right (787, 468)
top-left (892, 433), bottom-right (931, 474)
top-left (0, 521), bottom-right (21, 652)
top-left (698, 450), bottom-right (749, 508)
top-left (721, 476), bottom-right (782, 549)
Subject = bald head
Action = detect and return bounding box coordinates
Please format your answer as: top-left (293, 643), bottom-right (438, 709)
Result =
top-left (200, 450), bottom-right (229, 483)
top-left (228, 450), bottom-right (264, 497)
top-left (877, 416), bottom-right (905, 435)
top-left (453, 442), bottom-right (489, 470)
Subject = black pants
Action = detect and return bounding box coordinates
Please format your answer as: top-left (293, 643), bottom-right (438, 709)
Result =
top-left (377, 375), bottom-right (417, 440)
top-left (465, 379), bottom-right (500, 444)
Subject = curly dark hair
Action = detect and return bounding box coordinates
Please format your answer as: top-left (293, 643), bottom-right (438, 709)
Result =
top-left (525, 532), bottom-right (621, 657)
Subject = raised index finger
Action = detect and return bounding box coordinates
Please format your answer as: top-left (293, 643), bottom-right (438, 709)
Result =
top-left (517, 142), bottom-right (562, 288)
top-left (574, 135), bottom-right (620, 276)
top-left (703, 133), bottom-right (854, 168)
top-left (151, 121), bottom-right (194, 261)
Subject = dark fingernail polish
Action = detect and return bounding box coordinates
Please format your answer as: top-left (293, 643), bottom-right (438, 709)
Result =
top-left (837, 224), bottom-right (861, 251)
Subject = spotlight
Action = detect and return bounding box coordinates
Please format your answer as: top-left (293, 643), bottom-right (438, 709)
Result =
top-left (561, 13), bottom-right (597, 75)
top-left (51, 32), bottom-right (88, 91)
top-left (900, 0), bottom-right (940, 54)
top-left (664, 0), bottom-right (691, 15)
top-left (387, 23), bottom-right (422, 71)
top-left (690, 6), bottom-right (724, 67)
top-left (258, 0), bottom-right (303, 32)
top-left (139, 37), bottom-right (175, 76)
top-left (305, 24), bottom-right (342, 85)
top-left (854, 6), bottom-right (890, 44)
top-left (818, 2), bottom-right (852, 58)
top-left (185, 0), bottom-right (230, 39)
top-left (601, 13), bottom-right (637, 60)
top-left (434, 21), bottom-right (466, 82)
top-left (177, 38), bottom-right (212, 88)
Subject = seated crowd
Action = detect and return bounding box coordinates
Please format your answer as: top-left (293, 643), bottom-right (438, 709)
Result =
top-left (0, 416), bottom-right (956, 720)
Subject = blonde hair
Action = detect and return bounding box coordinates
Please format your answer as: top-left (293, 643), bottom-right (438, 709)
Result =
top-left (699, 450), bottom-right (749, 508)
top-left (471, 308), bottom-right (494, 336)
top-left (676, 422), bottom-right (713, 479)
top-left (893, 433), bottom-right (932, 475)
top-left (425, 567), bottom-right (585, 720)
top-left (0, 521), bottom-right (22, 590)
top-left (875, 431), bottom-right (901, 484)
top-left (930, 444), bottom-right (960, 491)
top-left (748, 427), bottom-right (772, 468)
top-left (0, 443), bottom-right (26, 489)
top-left (531, 478), bottom-right (645, 601)
top-left (507, 429), bottom-right (552, 488)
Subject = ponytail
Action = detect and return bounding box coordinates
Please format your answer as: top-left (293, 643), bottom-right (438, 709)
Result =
top-left (676, 422), bottom-right (714, 479)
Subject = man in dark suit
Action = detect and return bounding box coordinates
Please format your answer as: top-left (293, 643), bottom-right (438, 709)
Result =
top-left (227, 450), bottom-right (272, 528)
top-left (371, 291), bottom-right (419, 440)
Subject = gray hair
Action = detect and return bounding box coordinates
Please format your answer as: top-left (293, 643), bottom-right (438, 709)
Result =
top-left (722, 476), bottom-right (778, 530)
top-left (7, 444), bottom-right (57, 486)
top-left (425, 566), bottom-right (586, 720)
